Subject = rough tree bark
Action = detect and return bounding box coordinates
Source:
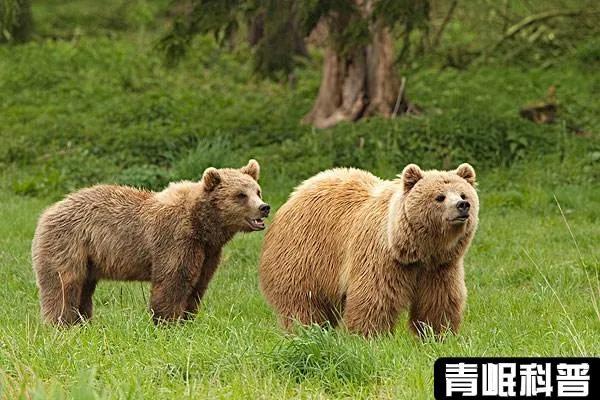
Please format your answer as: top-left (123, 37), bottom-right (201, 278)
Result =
top-left (302, 0), bottom-right (415, 129)
top-left (247, 11), bottom-right (265, 47)
top-left (248, 8), bottom-right (308, 58)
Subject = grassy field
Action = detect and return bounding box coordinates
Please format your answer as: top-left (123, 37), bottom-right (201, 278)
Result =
top-left (0, 160), bottom-right (599, 399)
top-left (1, 0), bottom-right (599, 398)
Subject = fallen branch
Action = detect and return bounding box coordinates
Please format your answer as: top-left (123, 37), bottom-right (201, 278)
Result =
top-left (460, 8), bottom-right (600, 67)
top-left (491, 9), bottom-right (592, 52)
top-left (392, 77), bottom-right (407, 117)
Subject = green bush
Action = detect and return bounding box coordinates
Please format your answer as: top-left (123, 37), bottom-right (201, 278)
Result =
top-left (576, 38), bottom-right (600, 66)
top-left (114, 164), bottom-right (171, 189)
top-left (1, 29), bottom-right (598, 196)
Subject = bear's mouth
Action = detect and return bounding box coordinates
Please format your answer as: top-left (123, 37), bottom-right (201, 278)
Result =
top-left (449, 215), bottom-right (469, 225)
top-left (246, 217), bottom-right (265, 231)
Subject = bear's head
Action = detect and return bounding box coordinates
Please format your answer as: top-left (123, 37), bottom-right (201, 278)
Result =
top-left (201, 159), bottom-right (270, 232)
top-left (388, 163), bottom-right (479, 265)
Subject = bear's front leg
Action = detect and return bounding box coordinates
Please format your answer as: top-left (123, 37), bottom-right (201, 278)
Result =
top-left (343, 291), bottom-right (399, 337)
top-left (150, 278), bottom-right (194, 323)
top-left (409, 260), bottom-right (467, 338)
top-left (343, 270), bottom-right (414, 337)
top-left (341, 257), bottom-right (417, 337)
top-left (184, 251), bottom-right (221, 318)
top-left (150, 252), bottom-right (204, 323)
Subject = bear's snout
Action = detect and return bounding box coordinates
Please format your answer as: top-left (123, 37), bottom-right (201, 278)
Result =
top-left (259, 203), bottom-right (271, 217)
top-left (456, 200), bottom-right (470, 215)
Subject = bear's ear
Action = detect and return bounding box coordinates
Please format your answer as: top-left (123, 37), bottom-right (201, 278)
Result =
top-left (401, 164), bottom-right (424, 193)
top-left (241, 159), bottom-right (260, 181)
top-left (455, 163), bottom-right (476, 186)
top-left (202, 167), bottom-right (221, 191)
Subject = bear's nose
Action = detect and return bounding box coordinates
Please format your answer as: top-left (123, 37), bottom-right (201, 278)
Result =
top-left (259, 203), bottom-right (271, 216)
top-left (456, 200), bottom-right (470, 213)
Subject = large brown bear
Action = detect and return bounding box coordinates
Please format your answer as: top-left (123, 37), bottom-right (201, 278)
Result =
top-left (32, 160), bottom-right (270, 325)
top-left (259, 163), bottom-right (479, 337)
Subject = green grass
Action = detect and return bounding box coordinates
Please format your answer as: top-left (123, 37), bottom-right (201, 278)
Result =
top-left (1, 21), bottom-right (598, 198)
top-left (0, 0), bottom-right (599, 398)
top-left (0, 159), bottom-right (599, 399)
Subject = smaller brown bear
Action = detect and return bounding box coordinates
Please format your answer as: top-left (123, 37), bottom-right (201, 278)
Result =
top-left (259, 163), bottom-right (479, 337)
top-left (32, 160), bottom-right (270, 325)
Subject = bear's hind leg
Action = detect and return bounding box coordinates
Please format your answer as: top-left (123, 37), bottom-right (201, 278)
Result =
top-left (33, 236), bottom-right (89, 325)
top-left (37, 268), bottom-right (86, 325)
top-left (78, 277), bottom-right (98, 321)
top-left (276, 295), bottom-right (338, 332)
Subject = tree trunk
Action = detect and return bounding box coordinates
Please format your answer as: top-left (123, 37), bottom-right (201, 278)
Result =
top-left (249, 7), bottom-right (308, 57)
top-left (247, 12), bottom-right (265, 47)
top-left (302, 5), bottom-right (415, 128)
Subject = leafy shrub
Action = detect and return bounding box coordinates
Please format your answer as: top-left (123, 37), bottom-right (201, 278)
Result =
top-left (1, 29), bottom-right (597, 197)
top-left (114, 165), bottom-right (171, 190)
top-left (576, 38), bottom-right (600, 66)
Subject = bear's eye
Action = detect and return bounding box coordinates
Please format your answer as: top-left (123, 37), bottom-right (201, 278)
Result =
top-left (435, 194), bottom-right (446, 202)
top-left (460, 193), bottom-right (466, 200)
top-left (237, 192), bottom-right (247, 200)
top-left (257, 189), bottom-right (261, 198)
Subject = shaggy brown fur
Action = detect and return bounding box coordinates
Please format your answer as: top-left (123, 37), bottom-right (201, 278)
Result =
top-left (259, 163), bottom-right (479, 337)
top-left (32, 160), bottom-right (270, 325)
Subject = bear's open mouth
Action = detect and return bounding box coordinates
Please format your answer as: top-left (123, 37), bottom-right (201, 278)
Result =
top-left (246, 217), bottom-right (265, 231)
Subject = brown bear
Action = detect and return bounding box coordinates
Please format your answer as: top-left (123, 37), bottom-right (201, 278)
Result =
top-left (32, 160), bottom-right (270, 325)
top-left (259, 163), bottom-right (478, 337)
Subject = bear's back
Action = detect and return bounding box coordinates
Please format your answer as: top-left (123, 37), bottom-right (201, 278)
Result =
top-left (291, 168), bottom-right (380, 198)
top-left (35, 185), bottom-right (155, 280)
top-left (260, 168), bottom-right (382, 307)
top-left (279, 167), bottom-right (381, 244)
top-left (41, 185), bottom-right (151, 229)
